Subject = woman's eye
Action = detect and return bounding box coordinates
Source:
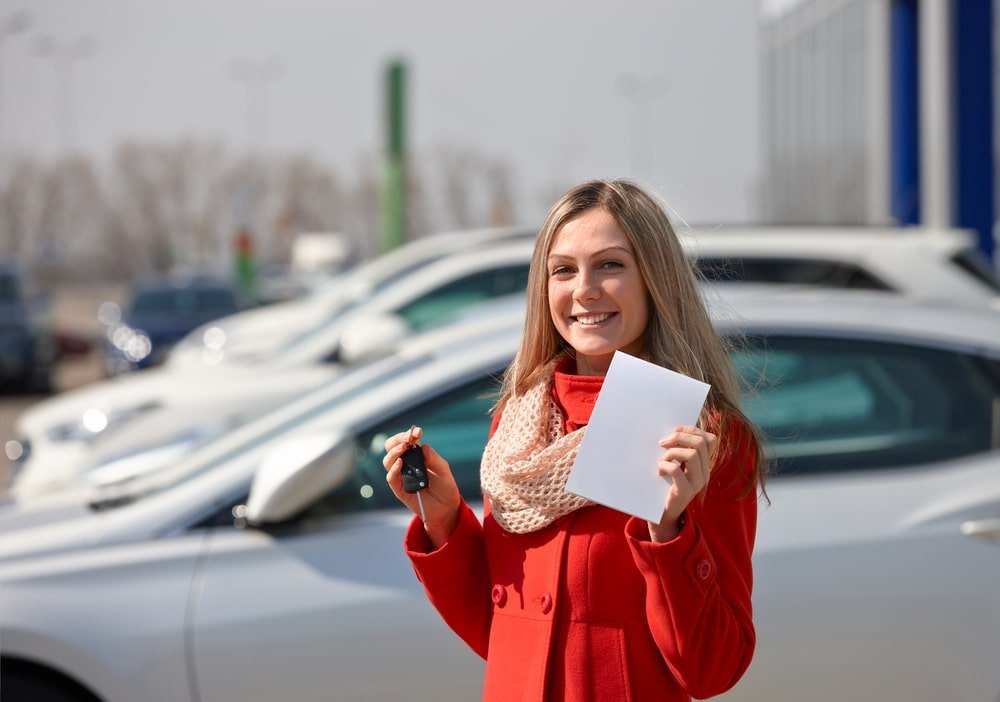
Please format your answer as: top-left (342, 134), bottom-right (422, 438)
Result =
top-left (551, 266), bottom-right (573, 276)
top-left (601, 260), bottom-right (624, 270)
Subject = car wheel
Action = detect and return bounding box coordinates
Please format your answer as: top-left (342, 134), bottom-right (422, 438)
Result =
top-left (0, 673), bottom-right (91, 702)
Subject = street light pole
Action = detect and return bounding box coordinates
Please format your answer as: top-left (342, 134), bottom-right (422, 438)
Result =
top-left (616, 73), bottom-right (670, 181)
top-left (33, 34), bottom-right (96, 156)
top-left (0, 10), bottom-right (30, 175)
top-left (226, 56), bottom-right (283, 302)
top-left (228, 56), bottom-right (283, 154)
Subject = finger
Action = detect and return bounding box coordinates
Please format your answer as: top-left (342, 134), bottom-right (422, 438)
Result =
top-left (384, 460), bottom-right (406, 499)
top-left (658, 459), bottom-right (693, 495)
top-left (382, 441), bottom-right (411, 470)
top-left (419, 443), bottom-right (452, 479)
top-left (661, 431), bottom-right (714, 474)
top-left (383, 425), bottom-right (423, 452)
top-left (663, 447), bottom-right (709, 489)
top-left (662, 446), bottom-right (698, 467)
top-left (673, 426), bottom-right (718, 458)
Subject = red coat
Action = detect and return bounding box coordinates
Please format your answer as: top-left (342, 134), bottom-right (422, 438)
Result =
top-left (405, 366), bottom-right (757, 701)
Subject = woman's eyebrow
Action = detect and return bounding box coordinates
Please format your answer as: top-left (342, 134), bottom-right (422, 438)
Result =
top-left (547, 245), bottom-right (633, 260)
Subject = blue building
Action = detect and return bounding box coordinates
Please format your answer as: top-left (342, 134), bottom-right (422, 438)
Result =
top-left (759, 0), bottom-right (996, 264)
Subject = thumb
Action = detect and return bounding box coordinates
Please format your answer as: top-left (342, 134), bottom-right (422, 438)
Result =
top-left (420, 443), bottom-right (452, 478)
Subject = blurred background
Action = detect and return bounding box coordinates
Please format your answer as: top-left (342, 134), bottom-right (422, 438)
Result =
top-left (2, 4), bottom-right (1000, 701)
top-left (0, 0), bottom-right (997, 470)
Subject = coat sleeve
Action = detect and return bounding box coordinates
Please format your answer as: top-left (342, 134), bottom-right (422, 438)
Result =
top-left (405, 500), bottom-right (494, 659)
top-left (403, 411), bottom-right (503, 659)
top-left (624, 419), bottom-right (759, 699)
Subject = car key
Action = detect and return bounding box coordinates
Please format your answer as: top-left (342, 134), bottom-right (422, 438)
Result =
top-left (401, 426), bottom-right (428, 521)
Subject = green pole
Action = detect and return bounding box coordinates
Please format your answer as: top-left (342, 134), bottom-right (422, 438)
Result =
top-left (381, 59), bottom-right (407, 253)
top-left (234, 228), bottom-right (257, 303)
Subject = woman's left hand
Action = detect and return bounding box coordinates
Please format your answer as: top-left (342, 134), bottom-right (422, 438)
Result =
top-left (648, 425), bottom-right (718, 542)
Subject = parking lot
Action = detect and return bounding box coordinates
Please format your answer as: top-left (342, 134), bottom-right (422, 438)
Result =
top-left (0, 285), bottom-right (119, 489)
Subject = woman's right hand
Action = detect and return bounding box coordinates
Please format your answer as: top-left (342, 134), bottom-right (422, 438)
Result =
top-left (383, 426), bottom-right (461, 549)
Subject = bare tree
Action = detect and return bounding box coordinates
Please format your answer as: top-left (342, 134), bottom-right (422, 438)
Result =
top-left (0, 157), bottom-right (46, 260)
top-left (0, 139), bottom-right (519, 285)
top-left (32, 156), bottom-right (106, 284)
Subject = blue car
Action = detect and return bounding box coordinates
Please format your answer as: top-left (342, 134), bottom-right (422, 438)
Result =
top-left (103, 276), bottom-right (243, 376)
top-left (0, 261), bottom-right (57, 393)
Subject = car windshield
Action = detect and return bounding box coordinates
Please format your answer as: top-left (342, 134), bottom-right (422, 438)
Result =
top-left (130, 287), bottom-right (238, 315)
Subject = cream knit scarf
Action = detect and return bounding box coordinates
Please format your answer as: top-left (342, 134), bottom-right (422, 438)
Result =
top-left (480, 370), bottom-right (594, 534)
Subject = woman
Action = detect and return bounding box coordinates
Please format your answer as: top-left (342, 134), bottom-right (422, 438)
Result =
top-left (382, 179), bottom-right (766, 701)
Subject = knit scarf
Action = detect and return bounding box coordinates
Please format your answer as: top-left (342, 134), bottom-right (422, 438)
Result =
top-left (480, 370), bottom-right (595, 534)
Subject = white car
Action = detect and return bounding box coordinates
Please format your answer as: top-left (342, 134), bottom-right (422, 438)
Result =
top-left (166, 225), bottom-right (537, 371)
top-left (7, 364), bottom-right (341, 499)
top-left (2, 290), bottom-right (999, 702)
top-left (8, 300), bottom-right (526, 501)
top-left (688, 225), bottom-right (1000, 307)
top-left (17, 224), bottom-right (997, 499)
top-left (170, 224), bottom-right (999, 372)
top-left (8, 236), bottom-right (534, 498)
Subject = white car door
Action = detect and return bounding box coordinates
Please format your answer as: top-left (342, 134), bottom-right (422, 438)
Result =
top-left (190, 375), bottom-right (497, 701)
top-left (722, 334), bottom-right (1000, 701)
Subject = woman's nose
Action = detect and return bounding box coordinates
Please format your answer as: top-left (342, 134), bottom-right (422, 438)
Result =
top-left (573, 271), bottom-right (600, 302)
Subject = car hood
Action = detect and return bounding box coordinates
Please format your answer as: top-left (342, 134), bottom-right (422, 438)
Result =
top-left (0, 490), bottom-right (96, 534)
top-left (18, 364), bottom-right (340, 439)
top-left (167, 299), bottom-right (327, 369)
top-left (0, 510), bottom-right (108, 563)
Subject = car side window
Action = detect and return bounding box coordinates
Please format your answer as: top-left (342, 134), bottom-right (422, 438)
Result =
top-left (294, 375), bottom-right (499, 521)
top-left (697, 257), bottom-right (892, 291)
top-left (394, 265), bottom-right (530, 331)
top-left (733, 336), bottom-right (997, 475)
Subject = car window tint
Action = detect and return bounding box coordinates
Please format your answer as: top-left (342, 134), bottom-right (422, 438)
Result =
top-left (733, 336), bottom-right (996, 476)
top-left (394, 265), bottom-right (530, 331)
top-left (298, 375), bottom-right (498, 519)
top-left (697, 257), bottom-right (892, 291)
top-left (950, 248), bottom-right (1000, 292)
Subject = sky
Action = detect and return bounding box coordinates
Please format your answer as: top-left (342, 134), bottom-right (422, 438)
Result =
top-left (1, 0), bottom-right (761, 225)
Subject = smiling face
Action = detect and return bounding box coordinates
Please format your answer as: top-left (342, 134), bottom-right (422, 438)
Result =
top-left (546, 207), bottom-right (650, 376)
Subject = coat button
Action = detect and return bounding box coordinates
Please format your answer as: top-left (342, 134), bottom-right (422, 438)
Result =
top-left (539, 592), bottom-right (553, 614)
top-left (491, 585), bottom-right (507, 607)
top-left (695, 558), bottom-right (712, 581)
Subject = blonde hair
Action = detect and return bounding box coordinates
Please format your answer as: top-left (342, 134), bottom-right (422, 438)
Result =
top-left (499, 179), bottom-right (766, 495)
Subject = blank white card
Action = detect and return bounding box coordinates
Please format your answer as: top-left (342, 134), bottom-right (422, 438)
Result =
top-left (565, 351), bottom-right (710, 524)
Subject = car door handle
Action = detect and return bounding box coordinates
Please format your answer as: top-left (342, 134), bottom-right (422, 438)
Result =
top-left (960, 518), bottom-right (1000, 541)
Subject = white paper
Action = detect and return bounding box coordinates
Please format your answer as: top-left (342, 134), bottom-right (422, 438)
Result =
top-left (565, 351), bottom-right (711, 523)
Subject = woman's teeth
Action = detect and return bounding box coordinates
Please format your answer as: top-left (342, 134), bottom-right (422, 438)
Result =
top-left (575, 313), bottom-right (612, 325)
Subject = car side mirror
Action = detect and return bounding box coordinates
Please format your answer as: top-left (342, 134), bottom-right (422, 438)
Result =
top-left (244, 433), bottom-right (355, 525)
top-left (338, 313), bottom-right (409, 365)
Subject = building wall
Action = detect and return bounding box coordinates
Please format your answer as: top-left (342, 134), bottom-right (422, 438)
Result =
top-left (760, 0), bottom-right (995, 262)
top-left (760, 0), bottom-right (874, 225)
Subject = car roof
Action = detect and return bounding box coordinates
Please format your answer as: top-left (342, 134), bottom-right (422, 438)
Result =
top-left (312, 226), bottom-right (536, 299)
top-left (683, 225), bottom-right (975, 253)
top-left (706, 286), bottom-right (1000, 353)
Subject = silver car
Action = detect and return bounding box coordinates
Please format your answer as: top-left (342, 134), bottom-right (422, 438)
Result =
top-left (2, 290), bottom-right (999, 701)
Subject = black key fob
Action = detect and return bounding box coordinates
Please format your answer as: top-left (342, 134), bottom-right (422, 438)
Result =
top-left (401, 444), bottom-right (429, 493)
